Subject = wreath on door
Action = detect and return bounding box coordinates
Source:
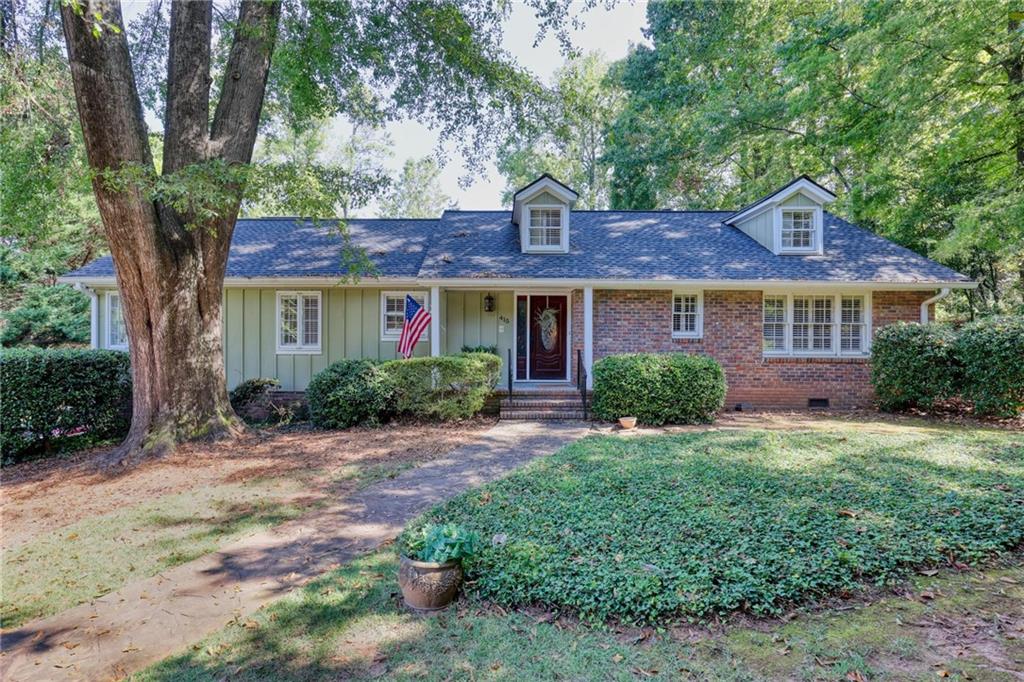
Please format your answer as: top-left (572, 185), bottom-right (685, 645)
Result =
top-left (534, 307), bottom-right (559, 351)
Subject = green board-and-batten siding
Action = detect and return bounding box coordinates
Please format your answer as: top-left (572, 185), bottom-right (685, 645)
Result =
top-left (94, 286), bottom-right (513, 391)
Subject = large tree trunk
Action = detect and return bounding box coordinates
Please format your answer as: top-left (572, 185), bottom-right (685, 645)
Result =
top-left (61, 0), bottom-right (280, 462)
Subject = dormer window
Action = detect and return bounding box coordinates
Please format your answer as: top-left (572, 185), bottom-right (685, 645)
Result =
top-left (511, 174), bottom-right (579, 254)
top-left (723, 176), bottom-right (834, 256)
top-left (781, 210), bottom-right (814, 250)
top-left (528, 207), bottom-right (563, 249)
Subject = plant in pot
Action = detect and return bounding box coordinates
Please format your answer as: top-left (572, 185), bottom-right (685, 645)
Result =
top-left (398, 523), bottom-right (480, 612)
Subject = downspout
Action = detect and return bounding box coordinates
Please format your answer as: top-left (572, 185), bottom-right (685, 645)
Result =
top-left (920, 287), bottom-right (951, 324)
top-left (75, 283), bottom-right (99, 348)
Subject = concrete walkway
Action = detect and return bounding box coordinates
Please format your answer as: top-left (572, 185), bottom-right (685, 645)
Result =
top-left (0, 421), bottom-right (589, 682)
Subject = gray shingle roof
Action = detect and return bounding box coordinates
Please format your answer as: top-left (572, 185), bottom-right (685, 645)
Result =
top-left (64, 210), bottom-right (971, 284)
top-left (66, 217), bottom-right (436, 279)
top-left (418, 210), bottom-right (971, 283)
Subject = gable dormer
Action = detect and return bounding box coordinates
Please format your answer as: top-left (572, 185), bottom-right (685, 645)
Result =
top-left (511, 174), bottom-right (579, 254)
top-left (724, 176), bottom-right (836, 256)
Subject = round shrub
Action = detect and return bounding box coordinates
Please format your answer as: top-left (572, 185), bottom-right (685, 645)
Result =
top-left (871, 322), bottom-right (960, 411)
top-left (591, 352), bottom-right (726, 425)
top-left (1, 348), bottom-right (131, 463)
top-left (381, 351), bottom-right (501, 421)
top-left (306, 359), bottom-right (395, 429)
top-left (954, 316), bottom-right (1024, 417)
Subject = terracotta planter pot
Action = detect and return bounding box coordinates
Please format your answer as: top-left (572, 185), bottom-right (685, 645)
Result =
top-left (618, 416), bottom-right (637, 430)
top-left (398, 556), bottom-right (463, 612)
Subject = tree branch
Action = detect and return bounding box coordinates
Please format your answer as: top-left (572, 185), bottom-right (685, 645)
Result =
top-left (209, 0), bottom-right (281, 164)
top-left (163, 0), bottom-right (212, 173)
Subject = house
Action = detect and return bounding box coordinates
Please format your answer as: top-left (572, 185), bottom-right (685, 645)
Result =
top-left (60, 174), bottom-right (975, 413)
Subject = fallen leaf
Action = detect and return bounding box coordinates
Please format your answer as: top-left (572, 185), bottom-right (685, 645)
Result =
top-left (838, 509), bottom-right (859, 519)
top-left (846, 671), bottom-right (867, 682)
top-left (919, 590), bottom-right (936, 600)
top-left (919, 569), bottom-right (939, 576)
top-left (612, 654), bottom-right (624, 663)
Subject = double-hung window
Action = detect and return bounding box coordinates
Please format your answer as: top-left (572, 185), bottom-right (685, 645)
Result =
top-left (781, 210), bottom-right (815, 250)
top-left (277, 291), bottom-right (321, 353)
top-left (528, 208), bottom-right (563, 248)
top-left (381, 292), bottom-right (427, 339)
top-left (763, 293), bottom-right (869, 356)
top-left (106, 292), bottom-right (128, 350)
top-left (671, 292), bottom-right (703, 338)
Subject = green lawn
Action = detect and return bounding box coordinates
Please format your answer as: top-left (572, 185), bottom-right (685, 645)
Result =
top-left (135, 421), bottom-right (1024, 681)
top-left (136, 548), bottom-right (1024, 681)
top-left (411, 425), bottom-right (1024, 623)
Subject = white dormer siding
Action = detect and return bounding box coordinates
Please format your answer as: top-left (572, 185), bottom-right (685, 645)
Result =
top-left (511, 175), bottom-right (579, 254)
top-left (725, 176), bottom-right (834, 257)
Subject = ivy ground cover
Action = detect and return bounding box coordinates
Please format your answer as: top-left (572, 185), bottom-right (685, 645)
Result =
top-left (409, 425), bottom-right (1024, 624)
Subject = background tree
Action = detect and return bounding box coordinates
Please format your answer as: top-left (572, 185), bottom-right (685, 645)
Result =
top-left (497, 52), bottom-right (623, 209)
top-left (43, 0), bottom-right (580, 462)
top-left (606, 1), bottom-right (1024, 317)
top-left (378, 157), bottom-right (454, 219)
top-left (1, 9), bottom-right (103, 347)
top-left (244, 118), bottom-right (391, 219)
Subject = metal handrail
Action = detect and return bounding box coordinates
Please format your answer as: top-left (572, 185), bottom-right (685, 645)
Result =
top-left (507, 347), bottom-right (513, 399)
top-left (576, 348), bottom-right (588, 420)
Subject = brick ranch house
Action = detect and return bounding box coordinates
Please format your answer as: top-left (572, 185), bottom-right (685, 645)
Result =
top-left (61, 175), bottom-right (975, 414)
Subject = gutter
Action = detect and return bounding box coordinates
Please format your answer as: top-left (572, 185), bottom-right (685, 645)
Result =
top-left (920, 287), bottom-right (951, 324)
top-left (75, 282), bottom-right (99, 348)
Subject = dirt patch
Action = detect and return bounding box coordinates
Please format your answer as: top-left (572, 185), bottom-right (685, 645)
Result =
top-left (1, 419), bottom-right (496, 550)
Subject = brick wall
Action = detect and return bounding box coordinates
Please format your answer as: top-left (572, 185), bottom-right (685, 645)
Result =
top-left (589, 289), bottom-right (933, 410)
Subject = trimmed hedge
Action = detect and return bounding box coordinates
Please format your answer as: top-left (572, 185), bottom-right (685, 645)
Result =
top-left (1, 348), bottom-right (131, 463)
top-left (955, 316), bottom-right (1024, 417)
top-left (872, 317), bottom-right (1024, 417)
top-left (306, 359), bottom-right (395, 429)
top-left (381, 351), bottom-right (501, 421)
top-left (871, 322), bottom-right (960, 411)
top-left (591, 352), bottom-right (726, 425)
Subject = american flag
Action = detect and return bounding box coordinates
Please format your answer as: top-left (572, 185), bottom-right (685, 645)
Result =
top-left (398, 294), bottom-right (431, 358)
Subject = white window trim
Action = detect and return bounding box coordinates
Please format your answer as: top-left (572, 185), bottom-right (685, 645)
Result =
top-left (774, 205), bottom-right (824, 255)
top-left (671, 290), bottom-right (704, 339)
top-left (522, 203), bottom-right (569, 254)
top-left (105, 291), bottom-right (128, 350)
top-left (762, 292), bottom-right (872, 358)
top-left (380, 291), bottom-right (429, 342)
top-left (275, 290), bottom-right (322, 354)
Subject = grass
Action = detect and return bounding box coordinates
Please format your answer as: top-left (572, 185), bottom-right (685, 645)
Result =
top-left (134, 548), bottom-right (1024, 681)
top-left (133, 420), bottom-right (1024, 681)
top-left (405, 425), bottom-right (1024, 623)
top-left (1, 457), bottom-right (418, 628)
top-left (1, 479), bottom-right (306, 627)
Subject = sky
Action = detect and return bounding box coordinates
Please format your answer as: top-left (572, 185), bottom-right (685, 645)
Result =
top-left (124, 0), bottom-right (650, 214)
top-left (373, 1), bottom-right (651, 211)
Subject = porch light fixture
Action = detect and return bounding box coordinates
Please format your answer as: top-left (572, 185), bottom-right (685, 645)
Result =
top-left (483, 293), bottom-right (495, 312)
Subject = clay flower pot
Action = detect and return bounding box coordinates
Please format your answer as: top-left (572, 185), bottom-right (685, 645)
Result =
top-left (398, 555), bottom-right (463, 612)
top-left (618, 416), bottom-right (637, 430)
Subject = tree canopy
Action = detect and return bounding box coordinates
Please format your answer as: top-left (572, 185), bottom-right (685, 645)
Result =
top-left (605, 0), bottom-right (1024, 316)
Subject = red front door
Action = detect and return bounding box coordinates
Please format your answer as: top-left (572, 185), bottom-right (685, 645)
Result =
top-left (528, 295), bottom-right (567, 380)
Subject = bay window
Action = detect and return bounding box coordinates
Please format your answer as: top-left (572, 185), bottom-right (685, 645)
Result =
top-left (762, 293), bottom-right (869, 356)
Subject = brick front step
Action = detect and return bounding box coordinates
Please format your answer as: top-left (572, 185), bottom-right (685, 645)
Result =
top-left (501, 409), bottom-right (587, 420)
top-left (502, 398), bottom-right (583, 409)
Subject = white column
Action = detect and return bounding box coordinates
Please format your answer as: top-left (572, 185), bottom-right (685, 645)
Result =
top-left (583, 286), bottom-right (594, 389)
top-left (429, 285), bottom-right (441, 356)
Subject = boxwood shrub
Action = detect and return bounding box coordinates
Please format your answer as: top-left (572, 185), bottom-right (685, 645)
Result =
top-left (306, 359), bottom-right (395, 429)
top-left (381, 351), bottom-right (501, 421)
top-left (1, 348), bottom-right (131, 463)
top-left (871, 322), bottom-right (960, 411)
top-left (591, 352), bottom-right (726, 425)
top-left (954, 316), bottom-right (1024, 417)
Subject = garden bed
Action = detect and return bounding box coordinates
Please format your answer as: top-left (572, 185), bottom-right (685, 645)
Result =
top-left (410, 424), bottom-right (1024, 624)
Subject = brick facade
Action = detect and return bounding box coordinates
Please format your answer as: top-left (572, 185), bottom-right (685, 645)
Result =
top-left (585, 288), bottom-right (933, 410)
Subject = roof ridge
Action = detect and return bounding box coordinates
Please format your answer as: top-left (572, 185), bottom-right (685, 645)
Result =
top-left (236, 216), bottom-right (441, 222)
